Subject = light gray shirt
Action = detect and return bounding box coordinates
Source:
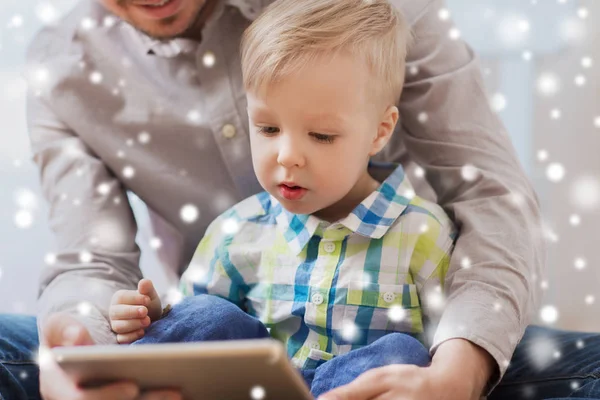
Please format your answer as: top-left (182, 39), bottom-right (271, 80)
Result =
top-left (26, 0), bottom-right (544, 383)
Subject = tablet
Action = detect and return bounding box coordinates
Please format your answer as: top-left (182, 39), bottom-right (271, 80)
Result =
top-left (52, 338), bottom-right (314, 400)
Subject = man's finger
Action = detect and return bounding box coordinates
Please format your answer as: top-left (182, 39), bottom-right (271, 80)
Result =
top-left (138, 389), bottom-right (183, 400)
top-left (76, 382), bottom-right (140, 400)
top-left (138, 279), bottom-right (160, 301)
top-left (42, 313), bottom-right (95, 348)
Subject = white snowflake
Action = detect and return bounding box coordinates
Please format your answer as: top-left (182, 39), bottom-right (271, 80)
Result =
top-left (44, 253), bottom-right (57, 265)
top-left (36, 346), bottom-right (54, 370)
top-left (546, 163), bottom-right (565, 182)
top-left (581, 57), bottom-right (593, 68)
top-left (35, 3), bottom-right (58, 24)
top-left (540, 305), bottom-right (558, 324)
top-left (550, 109), bottom-right (561, 120)
top-left (97, 183), bottom-right (110, 195)
top-left (14, 210), bottom-right (33, 229)
top-left (187, 110), bottom-right (202, 124)
top-left (576, 339), bottom-right (585, 349)
top-left (341, 320), bottom-right (359, 342)
top-left (138, 131), bottom-right (151, 144)
top-left (526, 336), bottom-right (557, 370)
top-left (203, 51), bottom-right (216, 68)
top-left (595, 116), bottom-right (600, 128)
top-left (166, 288), bottom-right (184, 305)
top-left (461, 164), bottom-right (479, 181)
top-left (9, 15), bottom-right (24, 28)
top-left (77, 302), bottom-right (92, 316)
top-left (536, 149), bottom-right (549, 162)
top-left (573, 257), bottom-right (586, 270)
top-left (490, 93), bottom-right (507, 112)
top-left (150, 237), bottom-right (162, 249)
top-left (569, 176), bottom-right (600, 210)
top-left (388, 305), bottom-right (406, 322)
top-left (14, 188), bottom-right (38, 210)
top-left (522, 50), bottom-right (533, 61)
top-left (585, 295), bottom-right (595, 305)
top-left (221, 218), bottom-right (239, 234)
top-left (577, 7), bottom-right (588, 19)
top-left (448, 28), bottom-right (461, 40)
top-left (438, 8), bottom-right (450, 21)
top-left (537, 73), bottom-right (560, 96)
top-left (413, 166), bottom-right (425, 178)
top-left (122, 166), bottom-right (135, 179)
top-left (89, 71), bottom-right (103, 84)
top-left (559, 18), bottom-right (586, 44)
top-left (461, 257), bottom-right (472, 269)
top-left (574, 74), bottom-right (586, 86)
top-left (103, 16), bottom-right (116, 27)
top-left (417, 112), bottom-right (428, 123)
top-left (80, 17), bottom-right (96, 30)
top-left (180, 204), bottom-right (200, 223)
top-left (569, 214), bottom-right (581, 226)
top-left (79, 251), bottom-right (93, 263)
top-left (250, 386), bottom-right (266, 400)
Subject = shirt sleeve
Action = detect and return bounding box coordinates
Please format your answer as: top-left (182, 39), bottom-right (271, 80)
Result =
top-left (27, 90), bottom-right (143, 345)
top-left (390, 0), bottom-right (545, 389)
top-left (180, 216), bottom-right (248, 308)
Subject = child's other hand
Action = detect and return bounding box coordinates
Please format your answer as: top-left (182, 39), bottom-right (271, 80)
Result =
top-left (109, 279), bottom-right (163, 344)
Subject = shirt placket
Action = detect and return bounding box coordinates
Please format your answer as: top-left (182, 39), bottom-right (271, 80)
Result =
top-left (193, 12), bottom-right (261, 199)
top-left (306, 225), bottom-right (348, 354)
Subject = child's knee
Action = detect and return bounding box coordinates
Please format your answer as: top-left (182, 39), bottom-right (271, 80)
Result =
top-left (373, 333), bottom-right (431, 366)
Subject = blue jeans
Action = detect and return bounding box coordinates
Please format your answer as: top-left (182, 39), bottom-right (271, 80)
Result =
top-left (1, 296), bottom-right (600, 399)
top-left (133, 296), bottom-right (432, 398)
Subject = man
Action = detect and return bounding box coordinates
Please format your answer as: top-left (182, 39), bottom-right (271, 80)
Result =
top-left (0, 0), bottom-right (598, 399)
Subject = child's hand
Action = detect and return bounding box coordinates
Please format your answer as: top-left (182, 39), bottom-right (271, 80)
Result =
top-left (109, 279), bottom-right (163, 344)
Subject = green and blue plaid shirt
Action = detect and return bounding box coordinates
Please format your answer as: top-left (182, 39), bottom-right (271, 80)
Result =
top-left (180, 163), bottom-right (456, 369)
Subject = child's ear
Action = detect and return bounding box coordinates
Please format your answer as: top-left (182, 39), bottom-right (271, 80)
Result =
top-left (369, 105), bottom-right (399, 156)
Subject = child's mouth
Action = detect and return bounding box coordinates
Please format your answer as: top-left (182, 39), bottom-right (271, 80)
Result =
top-left (278, 184), bottom-right (307, 201)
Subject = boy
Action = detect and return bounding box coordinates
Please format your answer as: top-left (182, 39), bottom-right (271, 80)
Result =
top-left (110, 0), bottom-right (456, 396)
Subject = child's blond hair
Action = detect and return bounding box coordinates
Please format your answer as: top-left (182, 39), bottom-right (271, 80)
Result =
top-left (241, 0), bottom-right (412, 106)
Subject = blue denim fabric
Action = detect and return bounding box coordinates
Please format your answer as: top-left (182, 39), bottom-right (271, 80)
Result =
top-left (0, 314), bottom-right (40, 400)
top-left (1, 300), bottom-right (600, 400)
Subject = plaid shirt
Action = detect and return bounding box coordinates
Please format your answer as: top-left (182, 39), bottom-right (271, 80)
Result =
top-left (180, 163), bottom-right (456, 369)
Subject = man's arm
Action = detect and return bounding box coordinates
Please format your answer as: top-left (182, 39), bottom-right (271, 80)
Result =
top-left (386, 0), bottom-right (545, 388)
top-left (27, 89), bottom-right (143, 345)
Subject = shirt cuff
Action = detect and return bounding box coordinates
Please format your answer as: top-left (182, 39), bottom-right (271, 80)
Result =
top-left (428, 298), bottom-right (525, 395)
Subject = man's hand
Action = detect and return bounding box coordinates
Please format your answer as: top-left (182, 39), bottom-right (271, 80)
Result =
top-left (317, 339), bottom-right (495, 400)
top-left (39, 312), bottom-right (182, 400)
top-left (110, 279), bottom-right (163, 344)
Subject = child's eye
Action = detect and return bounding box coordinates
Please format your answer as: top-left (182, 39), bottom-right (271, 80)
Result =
top-left (257, 126), bottom-right (279, 136)
top-left (311, 133), bottom-right (335, 144)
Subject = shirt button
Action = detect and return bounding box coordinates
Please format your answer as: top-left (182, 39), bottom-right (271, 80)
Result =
top-left (309, 342), bottom-right (320, 350)
top-left (323, 242), bottom-right (336, 253)
top-left (383, 292), bottom-right (395, 303)
top-left (221, 124), bottom-right (236, 139)
top-left (311, 293), bottom-right (324, 305)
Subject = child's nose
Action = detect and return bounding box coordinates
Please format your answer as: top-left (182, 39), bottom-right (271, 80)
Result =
top-left (276, 137), bottom-right (305, 168)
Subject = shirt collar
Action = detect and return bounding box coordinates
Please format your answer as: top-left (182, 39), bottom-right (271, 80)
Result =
top-left (125, 0), bottom-right (262, 58)
top-left (275, 163), bottom-right (415, 255)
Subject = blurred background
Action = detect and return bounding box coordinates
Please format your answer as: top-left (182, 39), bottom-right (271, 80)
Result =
top-left (0, 0), bottom-right (598, 332)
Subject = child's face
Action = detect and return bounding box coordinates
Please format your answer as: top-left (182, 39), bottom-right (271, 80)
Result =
top-left (247, 52), bottom-right (396, 221)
